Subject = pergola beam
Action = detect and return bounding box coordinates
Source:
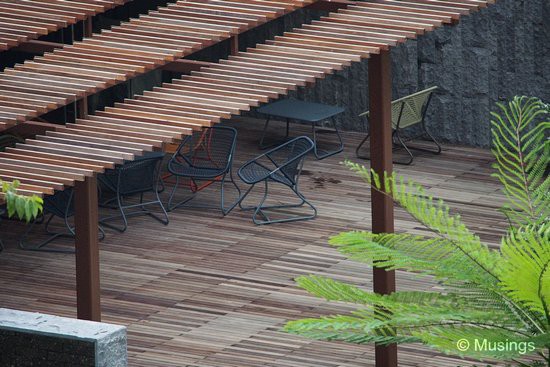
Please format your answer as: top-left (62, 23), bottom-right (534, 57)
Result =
top-left (368, 49), bottom-right (397, 367)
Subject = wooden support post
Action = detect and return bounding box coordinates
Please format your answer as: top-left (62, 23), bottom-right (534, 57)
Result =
top-left (77, 98), bottom-right (88, 119)
top-left (74, 176), bottom-right (101, 321)
top-left (368, 49), bottom-right (397, 367)
top-left (76, 18), bottom-right (93, 119)
top-left (230, 35), bottom-right (239, 55)
top-left (83, 17), bottom-right (93, 38)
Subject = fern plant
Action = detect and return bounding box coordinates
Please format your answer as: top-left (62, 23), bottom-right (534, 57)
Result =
top-left (284, 96), bottom-right (550, 366)
top-left (1, 179), bottom-right (43, 222)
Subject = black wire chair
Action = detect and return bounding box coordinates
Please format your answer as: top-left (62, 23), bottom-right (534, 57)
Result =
top-left (237, 136), bottom-right (316, 225)
top-left (167, 126), bottom-right (240, 215)
top-left (99, 151), bottom-right (169, 233)
top-left (19, 188), bottom-right (105, 253)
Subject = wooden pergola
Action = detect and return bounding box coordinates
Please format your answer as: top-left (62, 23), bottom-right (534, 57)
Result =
top-left (0, 0), bottom-right (315, 129)
top-left (0, 0), bottom-right (131, 52)
top-left (0, 1), bottom-right (496, 366)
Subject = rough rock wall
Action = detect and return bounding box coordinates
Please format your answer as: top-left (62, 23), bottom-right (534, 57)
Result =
top-left (291, 0), bottom-right (550, 147)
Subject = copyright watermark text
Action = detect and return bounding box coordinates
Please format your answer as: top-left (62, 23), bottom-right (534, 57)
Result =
top-left (456, 338), bottom-right (535, 355)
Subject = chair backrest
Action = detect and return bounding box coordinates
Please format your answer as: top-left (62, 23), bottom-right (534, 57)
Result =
top-left (267, 136), bottom-right (314, 183)
top-left (0, 134), bottom-right (24, 152)
top-left (44, 187), bottom-right (74, 218)
top-left (116, 155), bottom-right (163, 195)
top-left (360, 86), bottom-right (438, 129)
top-left (174, 126), bottom-right (237, 172)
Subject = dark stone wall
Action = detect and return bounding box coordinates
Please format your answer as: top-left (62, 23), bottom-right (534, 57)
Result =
top-left (0, 330), bottom-right (95, 367)
top-left (290, 0), bottom-right (550, 147)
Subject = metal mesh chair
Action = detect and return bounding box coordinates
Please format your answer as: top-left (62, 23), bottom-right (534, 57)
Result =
top-left (237, 136), bottom-right (316, 225)
top-left (0, 134), bottom-right (23, 152)
top-left (356, 86), bottom-right (441, 165)
top-left (19, 188), bottom-right (105, 253)
top-left (99, 151), bottom-right (168, 233)
top-left (167, 126), bottom-right (240, 215)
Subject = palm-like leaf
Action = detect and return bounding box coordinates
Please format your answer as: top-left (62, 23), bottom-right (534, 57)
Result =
top-left (490, 96), bottom-right (549, 227)
top-left (284, 97), bottom-right (550, 366)
top-left (345, 163), bottom-right (502, 280)
top-left (499, 222), bottom-right (550, 323)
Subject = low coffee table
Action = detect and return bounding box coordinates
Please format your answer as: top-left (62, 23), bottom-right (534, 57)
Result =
top-left (257, 98), bottom-right (345, 160)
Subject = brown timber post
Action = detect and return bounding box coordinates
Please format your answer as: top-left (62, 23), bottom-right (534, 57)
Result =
top-left (230, 35), bottom-right (239, 55)
top-left (74, 175), bottom-right (101, 321)
top-left (368, 49), bottom-right (397, 367)
top-left (77, 17), bottom-right (93, 119)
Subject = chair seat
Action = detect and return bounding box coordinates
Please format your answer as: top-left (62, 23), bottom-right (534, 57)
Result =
top-left (168, 161), bottom-right (227, 179)
top-left (239, 162), bottom-right (293, 186)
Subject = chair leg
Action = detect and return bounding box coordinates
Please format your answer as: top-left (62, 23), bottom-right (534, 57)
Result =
top-left (151, 186), bottom-right (170, 225)
top-left (312, 117), bottom-right (344, 160)
top-left (237, 184), bottom-right (256, 211)
top-left (355, 133), bottom-right (371, 160)
top-left (252, 181), bottom-right (271, 224)
top-left (221, 170), bottom-right (242, 215)
top-left (357, 130), bottom-right (418, 165)
top-left (99, 194), bottom-right (129, 233)
top-left (393, 129), bottom-right (414, 165)
top-left (167, 175), bottom-right (196, 212)
top-left (19, 213), bottom-right (104, 253)
top-left (419, 122), bottom-right (442, 154)
top-left (259, 117), bottom-right (290, 150)
top-left (19, 214), bottom-right (72, 253)
top-left (169, 172), bottom-right (241, 216)
top-left (102, 190), bottom-right (169, 231)
top-left (240, 181), bottom-right (317, 225)
top-left (137, 189), bottom-right (170, 226)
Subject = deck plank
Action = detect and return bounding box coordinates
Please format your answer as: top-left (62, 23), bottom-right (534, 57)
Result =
top-left (0, 118), bottom-right (507, 366)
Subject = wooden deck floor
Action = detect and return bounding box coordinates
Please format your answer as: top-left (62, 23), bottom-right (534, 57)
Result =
top-left (0, 117), bottom-right (508, 367)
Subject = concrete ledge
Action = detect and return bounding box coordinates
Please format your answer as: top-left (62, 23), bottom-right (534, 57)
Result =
top-left (0, 308), bottom-right (127, 367)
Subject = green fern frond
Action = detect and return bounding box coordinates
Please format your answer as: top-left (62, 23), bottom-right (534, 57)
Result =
top-left (284, 315), bottom-right (419, 344)
top-left (490, 96), bottom-right (549, 227)
top-left (284, 97), bottom-right (550, 366)
top-left (344, 162), bottom-right (502, 281)
top-left (296, 275), bottom-right (465, 311)
top-left (329, 231), bottom-right (500, 288)
top-left (500, 222), bottom-right (550, 323)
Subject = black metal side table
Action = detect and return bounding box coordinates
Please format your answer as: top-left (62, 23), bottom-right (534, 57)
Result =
top-left (257, 98), bottom-right (345, 160)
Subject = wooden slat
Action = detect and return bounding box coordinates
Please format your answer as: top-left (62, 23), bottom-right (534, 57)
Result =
top-left (0, 0), bottom-right (494, 200)
top-left (0, 0), bottom-right (315, 131)
top-left (0, 0), bottom-right (131, 52)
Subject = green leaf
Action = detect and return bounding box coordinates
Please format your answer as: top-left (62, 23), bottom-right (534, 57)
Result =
top-left (500, 223), bottom-right (550, 320)
top-left (0, 179), bottom-right (43, 222)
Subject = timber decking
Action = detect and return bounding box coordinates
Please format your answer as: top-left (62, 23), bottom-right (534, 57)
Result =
top-left (0, 0), bottom-right (131, 51)
top-left (0, 0), bottom-right (315, 130)
top-left (0, 0), bottom-right (496, 200)
top-left (0, 120), bottom-right (509, 367)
